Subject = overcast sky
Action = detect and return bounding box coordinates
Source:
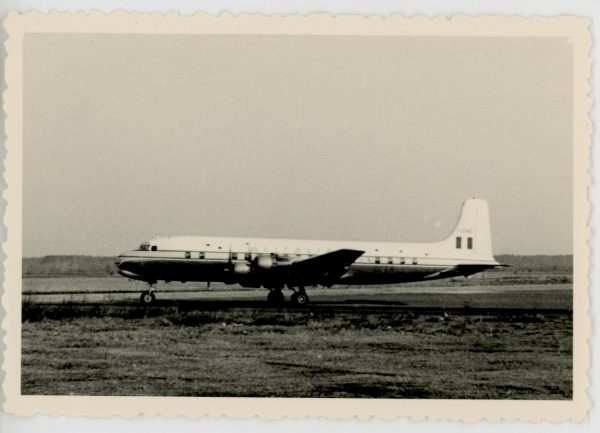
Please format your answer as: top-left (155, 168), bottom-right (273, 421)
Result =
top-left (23, 34), bottom-right (573, 256)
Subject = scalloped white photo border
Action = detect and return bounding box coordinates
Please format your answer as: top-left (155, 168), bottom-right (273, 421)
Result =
top-left (1, 12), bottom-right (591, 421)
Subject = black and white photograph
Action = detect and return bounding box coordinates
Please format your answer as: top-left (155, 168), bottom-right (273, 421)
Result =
top-left (1, 12), bottom-right (591, 422)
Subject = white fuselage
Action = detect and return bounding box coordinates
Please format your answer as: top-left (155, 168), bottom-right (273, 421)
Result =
top-left (116, 235), bottom-right (499, 287)
top-left (116, 198), bottom-right (501, 290)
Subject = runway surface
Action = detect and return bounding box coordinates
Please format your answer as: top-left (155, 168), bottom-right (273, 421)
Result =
top-left (22, 278), bottom-right (572, 313)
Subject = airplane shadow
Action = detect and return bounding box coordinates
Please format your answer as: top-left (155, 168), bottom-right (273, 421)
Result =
top-left (142, 299), bottom-right (409, 311)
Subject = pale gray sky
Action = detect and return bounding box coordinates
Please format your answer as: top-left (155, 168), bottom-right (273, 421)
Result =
top-left (23, 34), bottom-right (573, 256)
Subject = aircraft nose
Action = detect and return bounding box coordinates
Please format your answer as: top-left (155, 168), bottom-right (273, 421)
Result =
top-left (115, 255), bottom-right (124, 269)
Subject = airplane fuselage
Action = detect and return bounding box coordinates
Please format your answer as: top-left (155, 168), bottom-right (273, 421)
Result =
top-left (116, 199), bottom-right (502, 304)
top-left (118, 236), bottom-right (490, 285)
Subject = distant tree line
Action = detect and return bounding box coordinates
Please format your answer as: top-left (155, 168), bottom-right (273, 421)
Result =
top-left (22, 256), bottom-right (119, 277)
top-left (22, 254), bottom-right (573, 277)
top-left (493, 255), bottom-right (572, 273)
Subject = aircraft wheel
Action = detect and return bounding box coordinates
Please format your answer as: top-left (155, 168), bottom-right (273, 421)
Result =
top-left (292, 292), bottom-right (309, 305)
top-left (140, 291), bottom-right (156, 305)
top-left (267, 290), bottom-right (284, 305)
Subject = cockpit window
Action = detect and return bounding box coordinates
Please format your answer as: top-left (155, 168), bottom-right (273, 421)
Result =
top-left (138, 242), bottom-right (150, 251)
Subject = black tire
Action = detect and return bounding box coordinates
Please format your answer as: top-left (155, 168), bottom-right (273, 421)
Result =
top-left (295, 293), bottom-right (309, 305)
top-left (140, 291), bottom-right (156, 305)
top-left (267, 290), bottom-right (284, 305)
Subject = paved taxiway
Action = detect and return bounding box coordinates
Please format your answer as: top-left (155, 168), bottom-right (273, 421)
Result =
top-left (23, 283), bottom-right (572, 312)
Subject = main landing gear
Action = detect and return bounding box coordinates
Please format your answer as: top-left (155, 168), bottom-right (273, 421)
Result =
top-left (290, 287), bottom-right (309, 306)
top-left (266, 286), bottom-right (310, 306)
top-left (267, 289), bottom-right (285, 305)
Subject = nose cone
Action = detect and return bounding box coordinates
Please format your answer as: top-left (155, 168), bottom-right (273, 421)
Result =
top-left (115, 252), bottom-right (134, 271)
top-left (115, 252), bottom-right (151, 283)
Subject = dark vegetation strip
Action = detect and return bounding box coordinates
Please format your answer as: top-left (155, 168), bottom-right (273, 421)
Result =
top-left (22, 302), bottom-right (571, 327)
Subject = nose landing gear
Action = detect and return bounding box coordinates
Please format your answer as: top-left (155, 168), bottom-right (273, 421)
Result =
top-left (140, 282), bottom-right (157, 305)
top-left (140, 291), bottom-right (156, 305)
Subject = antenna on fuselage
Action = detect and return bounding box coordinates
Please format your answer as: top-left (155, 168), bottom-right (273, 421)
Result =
top-left (227, 244), bottom-right (233, 270)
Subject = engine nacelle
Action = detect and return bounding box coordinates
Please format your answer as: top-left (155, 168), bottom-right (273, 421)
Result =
top-left (233, 262), bottom-right (251, 275)
top-left (254, 254), bottom-right (275, 270)
top-left (232, 262), bottom-right (261, 287)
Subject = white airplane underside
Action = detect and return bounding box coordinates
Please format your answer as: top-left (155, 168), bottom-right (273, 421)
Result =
top-left (116, 198), bottom-right (503, 305)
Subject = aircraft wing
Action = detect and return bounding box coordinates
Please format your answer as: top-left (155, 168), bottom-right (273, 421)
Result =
top-left (288, 249), bottom-right (365, 287)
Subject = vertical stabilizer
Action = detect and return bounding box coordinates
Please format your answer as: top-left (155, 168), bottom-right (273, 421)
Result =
top-left (440, 198), bottom-right (494, 260)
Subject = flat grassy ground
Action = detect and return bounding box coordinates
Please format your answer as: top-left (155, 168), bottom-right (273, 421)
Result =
top-left (21, 297), bottom-right (572, 398)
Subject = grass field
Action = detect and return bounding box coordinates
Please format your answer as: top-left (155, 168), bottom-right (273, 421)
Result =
top-left (21, 276), bottom-right (573, 399)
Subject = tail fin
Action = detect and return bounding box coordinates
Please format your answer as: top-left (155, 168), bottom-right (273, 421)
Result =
top-left (440, 198), bottom-right (494, 260)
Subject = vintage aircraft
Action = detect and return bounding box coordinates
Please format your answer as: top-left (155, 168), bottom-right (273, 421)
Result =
top-left (116, 198), bottom-right (503, 305)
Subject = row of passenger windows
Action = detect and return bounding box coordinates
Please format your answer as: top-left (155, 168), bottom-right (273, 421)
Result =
top-left (139, 247), bottom-right (427, 265)
top-left (141, 245), bottom-right (466, 262)
top-left (180, 251), bottom-right (252, 260)
top-left (456, 236), bottom-right (474, 249)
top-left (177, 252), bottom-right (420, 265)
top-left (142, 244), bottom-right (437, 257)
top-left (371, 257), bottom-right (418, 265)
top-left (143, 240), bottom-right (475, 254)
